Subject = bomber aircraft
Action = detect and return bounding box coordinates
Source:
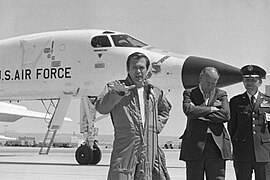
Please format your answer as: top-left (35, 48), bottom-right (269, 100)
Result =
top-left (0, 29), bottom-right (242, 165)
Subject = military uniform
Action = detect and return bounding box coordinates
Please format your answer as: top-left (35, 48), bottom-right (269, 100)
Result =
top-left (228, 64), bottom-right (270, 180)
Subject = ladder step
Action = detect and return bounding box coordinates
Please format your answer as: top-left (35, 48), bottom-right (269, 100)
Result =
top-left (39, 129), bottom-right (57, 155)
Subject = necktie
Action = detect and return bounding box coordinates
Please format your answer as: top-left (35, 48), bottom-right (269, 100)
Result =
top-left (251, 95), bottom-right (256, 107)
top-left (205, 93), bottom-right (210, 99)
top-left (204, 93), bottom-right (210, 105)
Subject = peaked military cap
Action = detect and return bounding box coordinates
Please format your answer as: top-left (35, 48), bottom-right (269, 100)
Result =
top-left (240, 64), bottom-right (266, 79)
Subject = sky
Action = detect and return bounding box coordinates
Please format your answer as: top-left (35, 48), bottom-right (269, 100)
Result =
top-left (0, 0), bottom-right (270, 137)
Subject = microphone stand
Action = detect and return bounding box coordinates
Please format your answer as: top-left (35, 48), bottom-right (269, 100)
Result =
top-left (145, 83), bottom-right (159, 180)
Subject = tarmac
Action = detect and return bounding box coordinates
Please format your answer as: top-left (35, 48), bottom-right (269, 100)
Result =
top-left (0, 146), bottom-right (243, 180)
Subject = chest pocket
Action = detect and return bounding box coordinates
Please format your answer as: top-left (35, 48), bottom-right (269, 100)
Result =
top-left (232, 131), bottom-right (247, 142)
top-left (236, 109), bottom-right (251, 127)
top-left (232, 109), bottom-right (250, 142)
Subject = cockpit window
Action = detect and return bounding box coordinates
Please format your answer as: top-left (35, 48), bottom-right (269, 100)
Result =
top-left (91, 36), bottom-right (112, 48)
top-left (111, 34), bottom-right (148, 47)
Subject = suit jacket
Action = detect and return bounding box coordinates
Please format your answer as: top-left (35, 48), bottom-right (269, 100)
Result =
top-left (179, 86), bottom-right (232, 161)
top-left (228, 92), bottom-right (270, 162)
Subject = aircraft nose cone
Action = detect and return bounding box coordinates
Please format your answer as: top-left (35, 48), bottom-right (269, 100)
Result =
top-left (182, 56), bottom-right (242, 89)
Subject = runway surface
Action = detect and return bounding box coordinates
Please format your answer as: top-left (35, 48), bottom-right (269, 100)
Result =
top-left (0, 146), bottom-right (239, 180)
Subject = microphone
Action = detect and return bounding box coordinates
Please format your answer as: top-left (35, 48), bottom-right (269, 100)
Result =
top-left (145, 79), bottom-right (154, 99)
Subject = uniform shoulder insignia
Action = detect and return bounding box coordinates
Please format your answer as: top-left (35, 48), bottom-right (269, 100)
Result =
top-left (260, 97), bottom-right (270, 108)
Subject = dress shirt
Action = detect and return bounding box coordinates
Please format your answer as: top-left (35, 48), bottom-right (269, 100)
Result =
top-left (247, 91), bottom-right (259, 105)
top-left (199, 85), bottom-right (214, 133)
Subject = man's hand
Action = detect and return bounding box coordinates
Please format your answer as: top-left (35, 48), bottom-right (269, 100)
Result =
top-left (213, 100), bottom-right (222, 108)
top-left (108, 80), bottom-right (136, 95)
top-left (210, 106), bottom-right (220, 112)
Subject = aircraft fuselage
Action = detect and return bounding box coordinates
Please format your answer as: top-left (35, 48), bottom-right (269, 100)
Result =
top-left (0, 29), bottom-right (242, 101)
top-left (0, 30), bottom-right (183, 100)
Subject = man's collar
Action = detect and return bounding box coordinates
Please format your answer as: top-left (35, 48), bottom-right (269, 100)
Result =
top-left (247, 91), bottom-right (259, 99)
top-left (199, 84), bottom-right (203, 94)
top-left (199, 84), bottom-right (214, 98)
top-left (125, 75), bottom-right (134, 86)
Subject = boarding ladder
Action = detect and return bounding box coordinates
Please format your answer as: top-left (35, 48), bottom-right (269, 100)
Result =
top-left (39, 98), bottom-right (71, 155)
top-left (39, 100), bottom-right (58, 155)
top-left (39, 129), bottom-right (57, 155)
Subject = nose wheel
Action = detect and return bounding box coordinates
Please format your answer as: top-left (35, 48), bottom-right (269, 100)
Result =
top-left (75, 143), bottom-right (102, 165)
top-left (77, 96), bottom-right (102, 165)
top-left (90, 143), bottom-right (102, 165)
top-left (75, 145), bottom-right (93, 165)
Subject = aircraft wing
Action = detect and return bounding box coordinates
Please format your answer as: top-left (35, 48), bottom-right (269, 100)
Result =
top-left (0, 135), bottom-right (16, 140)
top-left (0, 102), bottom-right (72, 122)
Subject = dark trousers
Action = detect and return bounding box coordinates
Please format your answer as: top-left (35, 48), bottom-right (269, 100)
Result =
top-left (186, 134), bottom-right (225, 180)
top-left (233, 161), bottom-right (270, 180)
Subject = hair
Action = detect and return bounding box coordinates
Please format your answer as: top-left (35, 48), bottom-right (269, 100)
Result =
top-left (199, 67), bottom-right (220, 81)
top-left (126, 52), bottom-right (150, 71)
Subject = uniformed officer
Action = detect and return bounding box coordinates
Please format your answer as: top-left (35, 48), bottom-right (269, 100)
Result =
top-left (228, 64), bottom-right (270, 180)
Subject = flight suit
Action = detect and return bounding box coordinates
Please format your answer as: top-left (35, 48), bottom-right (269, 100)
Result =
top-left (228, 92), bottom-right (270, 180)
top-left (95, 76), bottom-right (172, 180)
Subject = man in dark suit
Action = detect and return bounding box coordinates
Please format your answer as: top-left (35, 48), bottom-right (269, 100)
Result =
top-left (228, 64), bottom-right (270, 180)
top-left (180, 67), bottom-right (232, 180)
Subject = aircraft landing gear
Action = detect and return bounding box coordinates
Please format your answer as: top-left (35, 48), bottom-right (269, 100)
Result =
top-left (90, 142), bottom-right (102, 165)
top-left (75, 141), bottom-right (102, 165)
top-left (75, 145), bottom-right (93, 165)
top-left (76, 96), bottom-right (103, 165)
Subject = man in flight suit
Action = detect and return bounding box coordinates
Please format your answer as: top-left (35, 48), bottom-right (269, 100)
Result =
top-left (95, 52), bottom-right (172, 180)
top-left (228, 64), bottom-right (270, 180)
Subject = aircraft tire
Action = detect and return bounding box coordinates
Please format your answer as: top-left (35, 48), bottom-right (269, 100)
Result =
top-left (75, 145), bottom-right (93, 165)
top-left (89, 144), bottom-right (102, 165)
